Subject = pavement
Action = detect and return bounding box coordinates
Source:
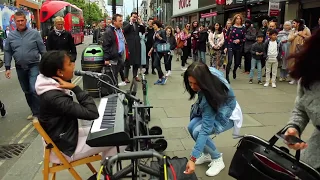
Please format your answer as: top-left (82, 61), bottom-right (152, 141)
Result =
top-left (0, 36), bottom-right (314, 180)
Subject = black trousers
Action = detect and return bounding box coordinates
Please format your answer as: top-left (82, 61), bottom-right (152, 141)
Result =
top-left (244, 51), bottom-right (252, 72)
top-left (226, 48), bottom-right (242, 80)
top-left (144, 48), bottom-right (155, 72)
top-left (124, 61), bottom-right (139, 79)
top-left (164, 54), bottom-right (172, 71)
top-left (181, 46), bottom-right (189, 67)
top-left (153, 52), bottom-right (164, 79)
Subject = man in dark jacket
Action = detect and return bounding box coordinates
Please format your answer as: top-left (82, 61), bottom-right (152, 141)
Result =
top-left (123, 12), bottom-right (145, 82)
top-left (144, 18), bottom-right (155, 75)
top-left (243, 19), bottom-right (256, 73)
top-left (102, 14), bottom-right (126, 85)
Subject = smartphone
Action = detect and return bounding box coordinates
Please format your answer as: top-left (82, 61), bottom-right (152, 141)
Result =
top-left (276, 134), bottom-right (305, 145)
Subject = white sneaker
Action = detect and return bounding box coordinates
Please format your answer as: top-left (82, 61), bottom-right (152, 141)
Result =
top-left (289, 80), bottom-right (295, 85)
top-left (206, 156), bottom-right (225, 177)
top-left (272, 83), bottom-right (276, 88)
top-left (118, 82), bottom-right (126, 86)
top-left (165, 70), bottom-right (172, 77)
top-left (195, 153), bottom-right (212, 165)
top-left (181, 67), bottom-right (187, 71)
top-left (264, 83), bottom-right (269, 87)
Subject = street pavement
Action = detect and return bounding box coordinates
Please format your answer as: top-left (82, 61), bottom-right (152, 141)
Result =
top-left (1, 36), bottom-right (314, 180)
top-left (0, 36), bottom-right (91, 179)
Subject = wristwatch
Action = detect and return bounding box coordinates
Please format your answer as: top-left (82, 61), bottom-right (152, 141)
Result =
top-left (190, 156), bottom-right (196, 162)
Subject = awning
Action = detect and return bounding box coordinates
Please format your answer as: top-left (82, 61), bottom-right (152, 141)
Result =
top-left (171, 4), bottom-right (217, 18)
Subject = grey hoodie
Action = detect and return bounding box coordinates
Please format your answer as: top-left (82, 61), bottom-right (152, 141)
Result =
top-left (4, 28), bottom-right (46, 70)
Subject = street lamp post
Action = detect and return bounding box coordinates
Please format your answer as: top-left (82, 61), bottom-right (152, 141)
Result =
top-left (112, 0), bottom-right (116, 15)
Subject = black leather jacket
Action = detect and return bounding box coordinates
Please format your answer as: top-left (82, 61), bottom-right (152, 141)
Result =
top-left (39, 86), bottom-right (99, 156)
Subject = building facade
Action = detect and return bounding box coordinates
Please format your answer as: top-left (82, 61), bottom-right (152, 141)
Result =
top-left (16, 0), bottom-right (40, 29)
top-left (285, 0), bottom-right (320, 29)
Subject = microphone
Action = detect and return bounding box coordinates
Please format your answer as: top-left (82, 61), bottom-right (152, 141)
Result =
top-left (74, 70), bottom-right (103, 77)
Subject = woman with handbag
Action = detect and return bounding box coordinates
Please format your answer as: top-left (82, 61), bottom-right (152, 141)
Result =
top-left (183, 61), bottom-right (243, 177)
top-left (284, 29), bottom-right (320, 172)
top-left (288, 19), bottom-right (311, 85)
top-left (147, 20), bottom-right (167, 85)
top-left (175, 27), bottom-right (184, 62)
top-left (163, 26), bottom-right (177, 77)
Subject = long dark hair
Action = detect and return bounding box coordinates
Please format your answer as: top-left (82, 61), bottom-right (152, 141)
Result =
top-left (293, 19), bottom-right (304, 32)
top-left (211, 23), bottom-right (223, 34)
top-left (183, 62), bottom-right (230, 112)
top-left (289, 29), bottom-right (320, 89)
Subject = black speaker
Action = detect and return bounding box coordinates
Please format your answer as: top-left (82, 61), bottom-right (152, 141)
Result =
top-left (164, 0), bottom-right (170, 3)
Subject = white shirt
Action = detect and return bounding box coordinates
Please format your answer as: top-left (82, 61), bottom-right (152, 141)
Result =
top-left (267, 40), bottom-right (278, 60)
top-left (230, 101), bottom-right (243, 138)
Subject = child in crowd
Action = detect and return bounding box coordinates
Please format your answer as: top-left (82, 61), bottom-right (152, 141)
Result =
top-left (263, 29), bottom-right (282, 88)
top-left (197, 25), bottom-right (208, 64)
top-left (249, 34), bottom-right (265, 85)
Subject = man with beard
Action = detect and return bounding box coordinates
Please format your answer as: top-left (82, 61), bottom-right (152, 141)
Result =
top-left (144, 18), bottom-right (155, 75)
top-left (243, 19), bottom-right (256, 73)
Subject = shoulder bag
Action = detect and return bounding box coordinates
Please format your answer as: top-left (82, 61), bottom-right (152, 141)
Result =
top-left (229, 126), bottom-right (320, 180)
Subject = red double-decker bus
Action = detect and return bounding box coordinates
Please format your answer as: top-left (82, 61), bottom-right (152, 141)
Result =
top-left (40, 0), bottom-right (84, 45)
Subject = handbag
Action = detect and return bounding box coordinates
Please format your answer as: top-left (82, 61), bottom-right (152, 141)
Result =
top-left (156, 43), bottom-right (171, 53)
top-left (229, 126), bottom-right (320, 180)
top-left (150, 156), bottom-right (198, 180)
top-left (176, 37), bottom-right (184, 49)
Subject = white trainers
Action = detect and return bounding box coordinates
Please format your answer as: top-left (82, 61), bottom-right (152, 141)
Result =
top-left (118, 82), bottom-right (126, 86)
top-left (165, 70), bottom-right (172, 77)
top-left (289, 80), bottom-right (296, 85)
top-left (206, 155), bottom-right (225, 177)
top-left (264, 82), bottom-right (269, 87)
top-left (181, 67), bottom-right (187, 71)
top-left (272, 83), bottom-right (276, 88)
top-left (195, 153), bottom-right (212, 165)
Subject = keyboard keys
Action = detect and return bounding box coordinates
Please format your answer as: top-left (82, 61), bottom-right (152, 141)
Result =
top-left (99, 97), bottom-right (118, 129)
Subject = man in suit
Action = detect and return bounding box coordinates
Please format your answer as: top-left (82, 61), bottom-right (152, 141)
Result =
top-left (123, 12), bottom-right (145, 82)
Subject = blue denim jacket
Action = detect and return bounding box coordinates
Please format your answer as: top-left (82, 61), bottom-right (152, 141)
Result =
top-left (190, 67), bottom-right (236, 158)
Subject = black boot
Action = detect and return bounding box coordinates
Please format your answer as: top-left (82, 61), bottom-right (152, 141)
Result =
top-left (233, 70), bottom-right (237, 79)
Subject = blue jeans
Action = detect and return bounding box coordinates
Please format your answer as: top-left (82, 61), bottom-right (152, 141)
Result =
top-left (187, 117), bottom-right (234, 159)
top-left (280, 69), bottom-right (288, 78)
top-left (249, 58), bottom-right (262, 81)
top-left (198, 51), bottom-right (206, 64)
top-left (16, 64), bottom-right (40, 117)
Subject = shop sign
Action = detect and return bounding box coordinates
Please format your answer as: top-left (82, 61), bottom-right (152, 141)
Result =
top-left (201, 12), bottom-right (217, 18)
top-left (268, 1), bottom-right (280, 16)
top-left (172, 0), bottom-right (199, 16)
top-left (216, 0), bottom-right (226, 5)
top-left (226, 0), bottom-right (263, 5)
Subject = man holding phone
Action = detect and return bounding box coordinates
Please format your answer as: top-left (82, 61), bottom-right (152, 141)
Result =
top-left (123, 12), bottom-right (145, 83)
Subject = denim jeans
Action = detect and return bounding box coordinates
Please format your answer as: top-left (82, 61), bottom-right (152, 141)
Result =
top-left (249, 58), bottom-right (262, 81)
top-left (198, 51), bottom-right (206, 64)
top-left (187, 117), bottom-right (234, 159)
top-left (280, 69), bottom-right (288, 78)
top-left (16, 64), bottom-right (40, 117)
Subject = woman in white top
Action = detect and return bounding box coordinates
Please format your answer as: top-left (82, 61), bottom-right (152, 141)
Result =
top-left (208, 23), bottom-right (225, 69)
